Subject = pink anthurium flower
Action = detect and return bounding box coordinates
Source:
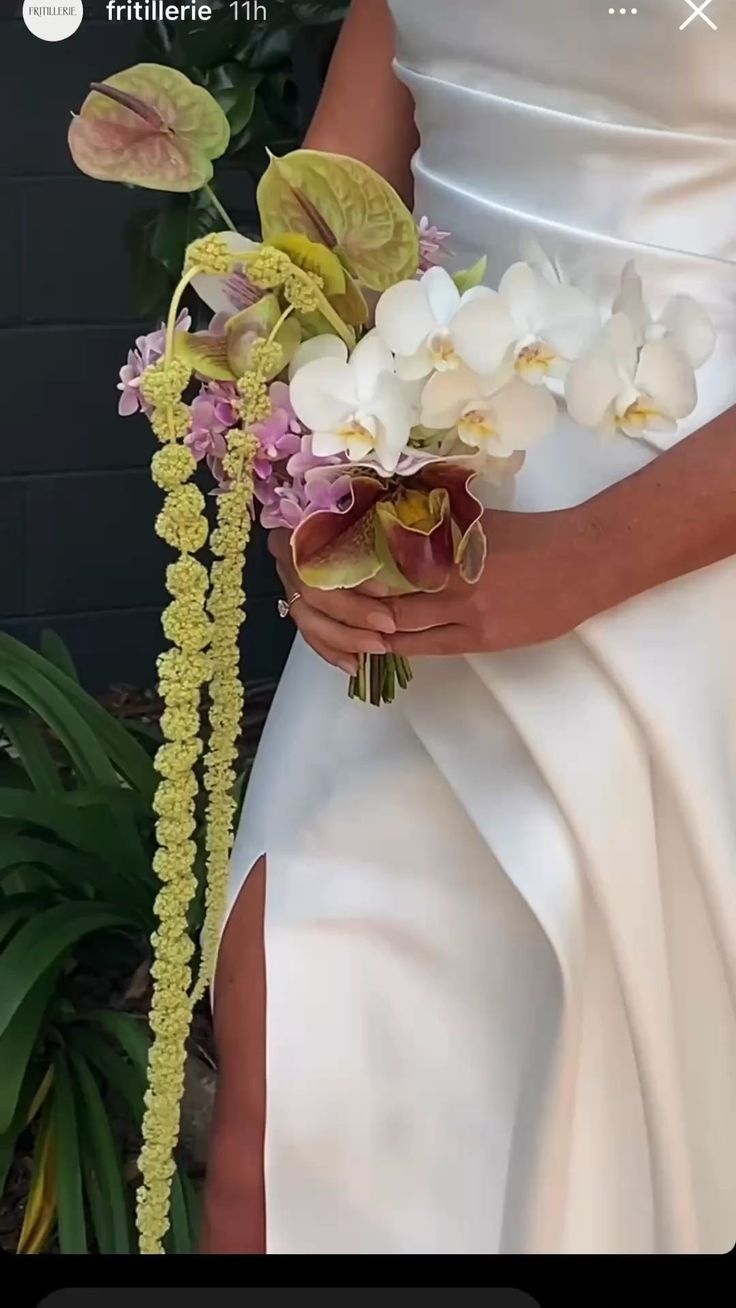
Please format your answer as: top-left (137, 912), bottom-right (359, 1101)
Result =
top-left (68, 64), bottom-right (230, 193)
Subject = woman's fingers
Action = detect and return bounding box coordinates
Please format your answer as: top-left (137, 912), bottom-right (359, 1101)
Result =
top-left (306, 585), bottom-right (396, 633)
top-left (291, 598), bottom-right (389, 658)
top-left (305, 634), bottom-right (359, 677)
top-left (387, 590), bottom-right (468, 632)
top-left (386, 625), bottom-right (477, 657)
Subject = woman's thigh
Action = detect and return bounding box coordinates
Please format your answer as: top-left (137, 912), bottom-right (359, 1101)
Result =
top-left (200, 857), bottom-right (266, 1254)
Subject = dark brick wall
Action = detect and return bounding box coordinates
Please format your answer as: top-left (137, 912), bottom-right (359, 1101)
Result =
top-left (1, 11), bottom-right (301, 691)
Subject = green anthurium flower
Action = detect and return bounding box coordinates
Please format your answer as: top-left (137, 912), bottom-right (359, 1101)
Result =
top-left (68, 64), bottom-right (230, 193)
top-left (174, 294), bottom-right (302, 383)
top-left (257, 149), bottom-right (419, 292)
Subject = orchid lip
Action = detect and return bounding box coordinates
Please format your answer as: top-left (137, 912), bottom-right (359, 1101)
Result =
top-left (428, 329), bottom-right (460, 371)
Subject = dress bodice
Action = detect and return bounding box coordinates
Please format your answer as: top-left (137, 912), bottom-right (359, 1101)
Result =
top-left (387, 0), bottom-right (736, 507)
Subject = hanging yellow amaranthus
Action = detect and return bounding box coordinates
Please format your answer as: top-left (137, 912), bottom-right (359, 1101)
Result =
top-left (134, 231), bottom-right (326, 1252)
top-left (194, 254), bottom-right (299, 999)
top-left (136, 350), bottom-right (209, 1254)
top-left (193, 425), bottom-right (260, 999)
top-left (134, 235), bottom-right (237, 1254)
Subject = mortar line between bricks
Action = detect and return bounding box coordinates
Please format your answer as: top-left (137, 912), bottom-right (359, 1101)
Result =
top-left (0, 322), bottom-right (148, 335)
top-left (0, 466), bottom-right (153, 483)
top-left (2, 594), bottom-right (281, 625)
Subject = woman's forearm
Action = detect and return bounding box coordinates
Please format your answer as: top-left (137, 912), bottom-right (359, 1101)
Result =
top-left (303, 0), bottom-right (418, 203)
top-left (575, 407), bottom-right (736, 613)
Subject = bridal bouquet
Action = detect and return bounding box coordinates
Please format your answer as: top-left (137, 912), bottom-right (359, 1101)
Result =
top-left (69, 63), bottom-right (715, 1253)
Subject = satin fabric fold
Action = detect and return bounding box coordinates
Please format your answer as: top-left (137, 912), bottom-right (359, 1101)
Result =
top-left (223, 0), bottom-right (736, 1252)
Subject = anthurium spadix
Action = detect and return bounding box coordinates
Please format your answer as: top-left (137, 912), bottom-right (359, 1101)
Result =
top-left (68, 64), bottom-right (230, 192)
top-left (256, 149), bottom-right (420, 291)
top-left (175, 294), bottom-right (302, 383)
top-left (288, 331), bottom-right (418, 473)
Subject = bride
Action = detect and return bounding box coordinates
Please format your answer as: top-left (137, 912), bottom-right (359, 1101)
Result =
top-left (201, 0), bottom-right (736, 1254)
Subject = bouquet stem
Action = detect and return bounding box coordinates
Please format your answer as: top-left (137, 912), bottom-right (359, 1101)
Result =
top-left (348, 652), bottom-right (413, 705)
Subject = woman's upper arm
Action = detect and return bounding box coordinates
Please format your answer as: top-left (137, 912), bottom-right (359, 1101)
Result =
top-left (303, 0), bottom-right (418, 203)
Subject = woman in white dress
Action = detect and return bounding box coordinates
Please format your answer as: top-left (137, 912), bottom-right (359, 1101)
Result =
top-left (202, 0), bottom-right (736, 1254)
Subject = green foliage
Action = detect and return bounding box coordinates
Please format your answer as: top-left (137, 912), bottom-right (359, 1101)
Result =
top-left (128, 0), bottom-right (348, 318)
top-left (0, 633), bottom-right (198, 1253)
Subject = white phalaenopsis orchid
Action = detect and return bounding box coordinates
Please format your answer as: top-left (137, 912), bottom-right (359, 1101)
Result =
top-left (565, 262), bottom-right (715, 439)
top-left (613, 260), bottom-right (715, 366)
top-left (440, 260), bottom-right (600, 384)
top-left (421, 363), bottom-right (558, 456)
top-left (288, 330), bottom-right (417, 473)
top-left (374, 265), bottom-right (496, 380)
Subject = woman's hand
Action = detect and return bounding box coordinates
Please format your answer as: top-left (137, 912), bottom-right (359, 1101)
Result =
top-left (385, 504), bottom-right (602, 657)
top-left (268, 529), bottom-right (396, 674)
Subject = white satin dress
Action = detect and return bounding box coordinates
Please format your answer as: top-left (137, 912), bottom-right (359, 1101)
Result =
top-left (224, 0), bottom-right (736, 1253)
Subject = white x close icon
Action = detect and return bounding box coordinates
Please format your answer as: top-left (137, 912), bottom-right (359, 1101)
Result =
top-left (680, 0), bottom-right (718, 30)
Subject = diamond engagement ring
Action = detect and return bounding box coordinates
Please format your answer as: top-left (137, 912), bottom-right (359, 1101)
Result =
top-left (277, 591), bottom-right (302, 619)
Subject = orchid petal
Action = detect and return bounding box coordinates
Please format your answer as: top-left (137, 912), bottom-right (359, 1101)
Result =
top-left (374, 278), bottom-right (438, 357)
top-left (635, 340), bottom-right (697, 419)
top-left (613, 260), bottom-right (649, 345)
top-left (450, 292), bottom-right (517, 375)
top-left (174, 330), bottom-right (235, 381)
top-left (420, 364), bottom-right (485, 429)
top-left (375, 487), bottom-right (454, 592)
top-left (519, 238), bottom-right (562, 286)
top-left (499, 262), bottom-right (542, 332)
top-left (485, 377), bottom-right (558, 452)
top-left (394, 346), bottom-right (435, 381)
top-left (191, 232), bottom-right (261, 314)
top-left (311, 431), bottom-right (352, 459)
top-left (349, 330), bottom-right (396, 400)
top-left (538, 284), bottom-right (601, 358)
top-left (369, 375), bottom-right (415, 474)
top-left (289, 357), bottom-right (356, 431)
top-left (291, 476), bottom-right (385, 589)
top-left (422, 266), bottom-right (461, 326)
top-left (267, 232), bottom-right (347, 296)
top-left (416, 463), bottom-right (487, 583)
top-left (289, 334), bottom-right (348, 378)
top-left (225, 294), bottom-right (302, 378)
top-left (658, 295), bottom-right (716, 369)
top-left (566, 340), bottom-right (624, 430)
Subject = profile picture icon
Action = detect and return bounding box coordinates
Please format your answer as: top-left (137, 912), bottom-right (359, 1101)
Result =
top-left (22, 0), bottom-right (84, 42)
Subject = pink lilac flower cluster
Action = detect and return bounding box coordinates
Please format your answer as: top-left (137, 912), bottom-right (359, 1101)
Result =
top-left (253, 384), bottom-right (352, 530)
top-left (117, 310), bottom-right (192, 417)
top-left (417, 216), bottom-right (452, 273)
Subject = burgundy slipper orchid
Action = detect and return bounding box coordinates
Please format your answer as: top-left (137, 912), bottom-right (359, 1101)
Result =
top-left (291, 457), bottom-right (521, 593)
